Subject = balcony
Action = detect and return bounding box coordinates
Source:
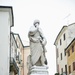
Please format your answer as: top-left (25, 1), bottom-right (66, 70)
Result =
top-left (10, 57), bottom-right (19, 74)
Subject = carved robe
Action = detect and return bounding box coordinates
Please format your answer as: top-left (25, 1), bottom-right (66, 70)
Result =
top-left (28, 26), bottom-right (47, 66)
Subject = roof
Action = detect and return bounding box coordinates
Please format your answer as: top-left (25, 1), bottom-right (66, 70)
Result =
top-left (0, 6), bottom-right (14, 27)
top-left (65, 38), bottom-right (75, 51)
top-left (13, 33), bottom-right (24, 48)
top-left (68, 22), bottom-right (75, 26)
top-left (54, 22), bottom-right (75, 46)
top-left (54, 26), bottom-right (67, 45)
top-left (11, 32), bottom-right (18, 48)
top-left (22, 40), bottom-right (29, 47)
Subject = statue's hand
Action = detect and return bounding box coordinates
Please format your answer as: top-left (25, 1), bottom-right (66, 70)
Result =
top-left (42, 39), bottom-right (47, 46)
top-left (36, 38), bottom-right (40, 42)
top-left (37, 36), bottom-right (41, 40)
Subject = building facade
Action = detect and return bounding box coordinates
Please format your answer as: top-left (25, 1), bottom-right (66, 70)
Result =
top-left (54, 23), bottom-right (75, 75)
top-left (66, 38), bottom-right (75, 75)
top-left (13, 34), bottom-right (31, 75)
top-left (0, 6), bottom-right (14, 75)
top-left (14, 33), bottom-right (24, 75)
top-left (10, 33), bottom-right (30, 75)
top-left (10, 32), bottom-right (19, 75)
top-left (0, 6), bottom-right (30, 75)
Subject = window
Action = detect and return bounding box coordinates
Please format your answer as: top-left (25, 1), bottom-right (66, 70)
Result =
top-left (72, 45), bottom-right (74, 53)
top-left (57, 64), bottom-right (59, 73)
top-left (73, 62), bottom-right (75, 71)
top-left (69, 65), bottom-right (71, 74)
top-left (68, 50), bottom-right (70, 57)
top-left (63, 33), bottom-right (66, 40)
top-left (56, 48), bottom-right (59, 58)
top-left (15, 49), bottom-right (17, 59)
top-left (61, 68), bottom-right (63, 74)
top-left (64, 49), bottom-right (66, 56)
top-left (61, 53), bottom-right (62, 60)
top-left (60, 39), bottom-right (62, 45)
top-left (65, 65), bottom-right (67, 75)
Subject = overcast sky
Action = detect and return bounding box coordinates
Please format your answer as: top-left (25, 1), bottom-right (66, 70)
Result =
top-left (0, 0), bottom-right (75, 75)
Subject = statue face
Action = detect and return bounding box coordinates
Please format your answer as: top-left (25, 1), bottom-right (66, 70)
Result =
top-left (34, 23), bottom-right (39, 28)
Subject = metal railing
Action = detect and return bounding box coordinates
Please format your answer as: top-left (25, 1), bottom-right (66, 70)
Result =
top-left (10, 57), bottom-right (19, 74)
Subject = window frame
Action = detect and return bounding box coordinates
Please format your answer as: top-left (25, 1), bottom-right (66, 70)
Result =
top-left (69, 65), bottom-right (71, 74)
top-left (72, 45), bottom-right (74, 53)
top-left (56, 48), bottom-right (59, 58)
top-left (68, 50), bottom-right (70, 57)
top-left (64, 49), bottom-right (66, 56)
top-left (60, 39), bottom-right (62, 45)
top-left (65, 65), bottom-right (67, 75)
top-left (61, 68), bottom-right (63, 74)
top-left (63, 33), bottom-right (66, 41)
top-left (60, 53), bottom-right (62, 60)
top-left (73, 62), bottom-right (75, 71)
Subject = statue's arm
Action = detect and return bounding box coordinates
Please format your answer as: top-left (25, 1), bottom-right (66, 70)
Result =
top-left (28, 32), bottom-right (39, 43)
top-left (39, 28), bottom-right (47, 45)
top-left (30, 37), bottom-right (39, 43)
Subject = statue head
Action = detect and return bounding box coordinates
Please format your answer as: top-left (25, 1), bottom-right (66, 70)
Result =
top-left (33, 20), bottom-right (40, 27)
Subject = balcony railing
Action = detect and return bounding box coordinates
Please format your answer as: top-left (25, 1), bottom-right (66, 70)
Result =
top-left (10, 57), bottom-right (19, 74)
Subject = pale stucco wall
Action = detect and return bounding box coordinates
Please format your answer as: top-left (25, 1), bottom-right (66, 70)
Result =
top-left (14, 35), bottom-right (24, 75)
top-left (0, 11), bottom-right (10, 75)
top-left (55, 24), bottom-right (75, 74)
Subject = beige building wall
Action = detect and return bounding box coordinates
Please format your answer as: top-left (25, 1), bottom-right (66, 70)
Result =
top-left (66, 39), bottom-right (75, 75)
top-left (24, 46), bottom-right (30, 75)
top-left (14, 34), bottom-right (24, 75)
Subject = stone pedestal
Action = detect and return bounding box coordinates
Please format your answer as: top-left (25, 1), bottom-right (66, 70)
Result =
top-left (29, 66), bottom-right (49, 75)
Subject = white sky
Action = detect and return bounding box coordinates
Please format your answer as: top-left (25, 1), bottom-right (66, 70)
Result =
top-left (0, 0), bottom-right (75, 75)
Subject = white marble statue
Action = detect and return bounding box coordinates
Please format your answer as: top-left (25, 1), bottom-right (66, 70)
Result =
top-left (27, 20), bottom-right (47, 69)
